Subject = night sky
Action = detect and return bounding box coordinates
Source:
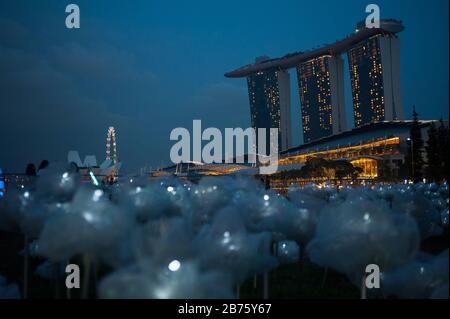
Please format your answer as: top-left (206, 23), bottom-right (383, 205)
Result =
top-left (0, 0), bottom-right (448, 173)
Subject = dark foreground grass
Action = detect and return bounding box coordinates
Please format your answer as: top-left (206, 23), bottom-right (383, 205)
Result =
top-left (1, 231), bottom-right (360, 299)
top-left (1, 230), bottom-right (448, 299)
top-left (239, 262), bottom-right (359, 299)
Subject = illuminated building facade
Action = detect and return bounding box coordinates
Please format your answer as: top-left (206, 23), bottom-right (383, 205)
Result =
top-left (297, 55), bottom-right (347, 143)
top-left (278, 121), bottom-right (440, 180)
top-left (348, 30), bottom-right (404, 127)
top-left (247, 58), bottom-right (291, 152)
top-left (226, 19), bottom-right (405, 146)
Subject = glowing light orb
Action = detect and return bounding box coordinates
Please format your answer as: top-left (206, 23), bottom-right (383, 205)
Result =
top-left (92, 189), bottom-right (103, 202)
top-left (168, 260), bottom-right (181, 272)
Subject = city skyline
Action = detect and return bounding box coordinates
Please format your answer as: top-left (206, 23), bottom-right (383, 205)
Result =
top-left (226, 19), bottom-right (404, 145)
top-left (0, 0), bottom-right (448, 173)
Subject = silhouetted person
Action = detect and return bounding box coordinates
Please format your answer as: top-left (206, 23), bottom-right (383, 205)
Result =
top-left (264, 175), bottom-right (270, 190)
top-left (259, 176), bottom-right (270, 190)
top-left (38, 160), bottom-right (49, 172)
top-left (69, 162), bottom-right (79, 173)
top-left (25, 163), bottom-right (36, 176)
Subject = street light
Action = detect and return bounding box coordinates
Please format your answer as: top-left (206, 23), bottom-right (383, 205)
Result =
top-left (406, 137), bottom-right (414, 180)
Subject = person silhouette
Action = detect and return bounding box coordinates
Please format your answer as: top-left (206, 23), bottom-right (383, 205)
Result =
top-left (38, 160), bottom-right (49, 172)
top-left (0, 167), bottom-right (5, 196)
top-left (69, 162), bottom-right (79, 173)
top-left (25, 163), bottom-right (37, 176)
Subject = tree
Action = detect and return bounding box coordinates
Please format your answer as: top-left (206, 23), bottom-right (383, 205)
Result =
top-left (437, 119), bottom-right (449, 181)
top-left (329, 160), bottom-right (361, 181)
top-left (271, 158), bottom-right (363, 182)
top-left (405, 107), bottom-right (425, 181)
top-left (299, 157), bottom-right (329, 179)
top-left (378, 160), bottom-right (393, 180)
top-left (425, 122), bottom-right (440, 182)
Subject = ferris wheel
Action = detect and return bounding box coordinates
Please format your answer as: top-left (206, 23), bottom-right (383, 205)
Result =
top-left (106, 126), bottom-right (118, 164)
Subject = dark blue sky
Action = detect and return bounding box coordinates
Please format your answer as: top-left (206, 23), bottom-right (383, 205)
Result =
top-left (0, 0), bottom-right (448, 173)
